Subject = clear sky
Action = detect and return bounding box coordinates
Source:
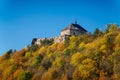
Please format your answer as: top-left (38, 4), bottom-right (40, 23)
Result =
top-left (0, 0), bottom-right (120, 55)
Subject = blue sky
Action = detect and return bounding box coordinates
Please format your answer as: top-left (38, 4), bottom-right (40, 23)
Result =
top-left (0, 0), bottom-right (120, 55)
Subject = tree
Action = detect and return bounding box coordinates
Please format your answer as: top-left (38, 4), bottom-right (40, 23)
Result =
top-left (32, 54), bottom-right (43, 65)
top-left (70, 52), bottom-right (84, 67)
top-left (63, 49), bottom-right (71, 56)
top-left (69, 36), bottom-right (76, 43)
top-left (52, 56), bottom-right (65, 68)
top-left (73, 58), bottom-right (97, 80)
top-left (78, 42), bottom-right (86, 51)
top-left (105, 24), bottom-right (118, 33)
top-left (115, 33), bottom-right (120, 45)
top-left (93, 28), bottom-right (103, 37)
top-left (17, 70), bottom-right (31, 80)
top-left (40, 38), bottom-right (54, 46)
top-left (61, 74), bottom-right (69, 80)
top-left (3, 49), bottom-right (13, 60)
top-left (41, 67), bottom-right (58, 80)
top-left (28, 44), bottom-right (38, 52)
top-left (113, 47), bottom-right (120, 79)
top-left (3, 65), bottom-right (17, 80)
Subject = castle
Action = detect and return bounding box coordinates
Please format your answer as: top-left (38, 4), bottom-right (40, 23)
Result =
top-left (31, 22), bottom-right (87, 45)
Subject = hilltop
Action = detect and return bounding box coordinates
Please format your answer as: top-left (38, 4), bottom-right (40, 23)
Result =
top-left (31, 22), bottom-right (87, 45)
top-left (0, 24), bottom-right (120, 80)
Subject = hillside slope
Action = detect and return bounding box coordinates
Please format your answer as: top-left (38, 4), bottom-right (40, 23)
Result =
top-left (0, 24), bottom-right (120, 80)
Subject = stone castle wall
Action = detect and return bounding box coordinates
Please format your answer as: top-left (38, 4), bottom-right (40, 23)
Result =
top-left (54, 35), bottom-right (70, 43)
top-left (31, 35), bottom-right (69, 45)
top-left (31, 29), bottom-right (86, 45)
top-left (61, 30), bottom-right (70, 36)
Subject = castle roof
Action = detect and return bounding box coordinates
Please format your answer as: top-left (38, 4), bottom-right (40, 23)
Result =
top-left (61, 23), bottom-right (87, 32)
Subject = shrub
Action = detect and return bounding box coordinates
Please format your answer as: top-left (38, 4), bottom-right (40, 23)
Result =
top-left (17, 70), bottom-right (31, 80)
top-left (41, 38), bottom-right (54, 46)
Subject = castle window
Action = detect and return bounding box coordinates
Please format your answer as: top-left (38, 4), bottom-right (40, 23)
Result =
top-left (73, 32), bottom-right (76, 35)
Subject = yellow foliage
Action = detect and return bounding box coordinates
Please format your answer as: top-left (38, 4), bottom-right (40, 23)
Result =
top-left (1, 25), bottom-right (120, 80)
top-left (48, 43), bottom-right (58, 52)
top-left (41, 67), bottom-right (58, 80)
top-left (115, 33), bottom-right (120, 44)
top-left (25, 51), bottom-right (31, 58)
top-left (68, 42), bottom-right (76, 50)
top-left (52, 57), bottom-right (64, 68)
top-left (36, 46), bottom-right (47, 55)
top-left (100, 44), bottom-right (107, 54)
top-left (70, 36), bottom-right (76, 43)
top-left (79, 42), bottom-right (86, 49)
top-left (57, 43), bottom-right (65, 51)
top-left (77, 58), bottom-right (96, 79)
top-left (85, 43), bottom-right (91, 48)
top-left (71, 52), bottom-right (84, 66)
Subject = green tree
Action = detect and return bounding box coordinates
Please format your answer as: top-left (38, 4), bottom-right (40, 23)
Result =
top-left (52, 56), bottom-right (65, 68)
top-left (28, 44), bottom-right (38, 52)
top-left (41, 38), bottom-right (54, 46)
top-left (63, 49), bottom-right (71, 56)
top-left (93, 28), bottom-right (103, 37)
top-left (17, 70), bottom-right (31, 80)
top-left (32, 54), bottom-right (43, 65)
top-left (105, 24), bottom-right (118, 33)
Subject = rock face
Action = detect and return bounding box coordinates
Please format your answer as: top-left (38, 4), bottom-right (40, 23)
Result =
top-left (31, 22), bottom-right (87, 45)
top-left (54, 35), bottom-right (70, 43)
top-left (31, 38), bottom-right (54, 45)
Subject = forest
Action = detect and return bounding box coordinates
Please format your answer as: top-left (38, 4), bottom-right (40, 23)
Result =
top-left (0, 24), bottom-right (120, 80)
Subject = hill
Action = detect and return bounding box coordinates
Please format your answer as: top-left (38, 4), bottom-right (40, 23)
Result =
top-left (0, 24), bottom-right (120, 80)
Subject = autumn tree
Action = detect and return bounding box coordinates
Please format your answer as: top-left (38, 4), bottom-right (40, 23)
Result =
top-left (93, 28), bottom-right (103, 37)
top-left (17, 70), bottom-right (31, 80)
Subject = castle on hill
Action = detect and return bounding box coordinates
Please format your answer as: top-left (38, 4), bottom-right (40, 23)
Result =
top-left (31, 22), bottom-right (87, 45)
